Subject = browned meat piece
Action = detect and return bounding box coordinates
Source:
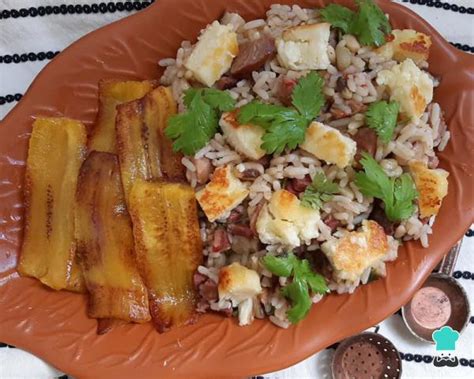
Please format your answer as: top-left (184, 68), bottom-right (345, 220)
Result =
top-left (198, 279), bottom-right (218, 302)
top-left (215, 76), bottom-right (239, 90)
top-left (228, 209), bottom-right (243, 223)
top-left (323, 214), bottom-right (341, 232)
top-left (291, 175), bottom-right (312, 193)
top-left (228, 224), bottom-right (254, 238)
top-left (211, 228), bottom-right (231, 253)
top-left (346, 99), bottom-right (367, 114)
top-left (370, 201), bottom-right (397, 236)
top-left (231, 35), bottom-right (276, 76)
top-left (249, 202), bottom-right (264, 235)
top-left (352, 127), bottom-right (378, 167)
top-left (277, 76), bottom-right (297, 106)
top-left (193, 272), bottom-right (208, 288)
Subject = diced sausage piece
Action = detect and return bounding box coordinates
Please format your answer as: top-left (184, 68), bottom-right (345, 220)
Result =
top-left (228, 224), bottom-right (254, 238)
top-left (193, 272), bottom-right (208, 287)
top-left (352, 127), bottom-right (378, 166)
top-left (231, 35), bottom-right (276, 76)
top-left (215, 76), bottom-right (239, 90)
top-left (199, 279), bottom-right (219, 301)
top-left (369, 201), bottom-right (396, 236)
top-left (249, 202), bottom-right (264, 235)
top-left (291, 175), bottom-right (312, 193)
top-left (212, 228), bottom-right (231, 253)
top-left (277, 76), bottom-right (297, 106)
top-left (228, 209), bottom-right (243, 223)
top-left (323, 214), bottom-right (341, 232)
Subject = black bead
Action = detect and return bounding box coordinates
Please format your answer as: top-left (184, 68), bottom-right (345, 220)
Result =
top-left (14, 94), bottom-right (22, 101)
top-left (3, 55), bottom-right (12, 64)
top-left (99, 3), bottom-right (108, 13)
top-left (143, 1), bottom-right (151, 7)
top-left (107, 3), bottom-right (116, 12)
top-left (125, 2), bottom-right (134, 11)
top-left (67, 5), bottom-right (75, 14)
top-left (83, 5), bottom-right (92, 14)
top-left (451, 5), bottom-right (459, 12)
top-left (469, 359), bottom-right (474, 367)
top-left (423, 355), bottom-right (433, 363)
top-left (400, 352), bottom-right (405, 359)
top-left (38, 52), bottom-right (46, 61)
top-left (45, 6), bottom-right (53, 15)
top-left (91, 4), bottom-right (99, 13)
top-left (427, 0), bottom-right (434, 6)
top-left (434, 2), bottom-right (442, 8)
top-left (11, 10), bottom-right (20, 18)
top-left (1, 10), bottom-right (10, 19)
top-left (20, 54), bottom-right (28, 62)
top-left (414, 354), bottom-right (422, 362)
top-left (12, 54), bottom-right (20, 63)
top-left (52, 6), bottom-right (60, 14)
top-left (443, 3), bottom-right (450, 10)
top-left (460, 358), bottom-right (468, 366)
top-left (116, 2), bottom-right (125, 11)
top-left (459, 6), bottom-right (466, 13)
top-left (75, 5), bottom-right (83, 14)
top-left (6, 95), bottom-right (14, 102)
top-left (0, 56), bottom-right (3, 63)
top-left (28, 53), bottom-right (37, 61)
top-left (46, 51), bottom-right (54, 59)
top-left (462, 271), bottom-right (471, 279)
top-left (453, 271), bottom-right (462, 279)
top-left (405, 353), bottom-right (414, 361)
top-left (468, 8), bottom-right (474, 15)
top-left (419, 0), bottom-right (427, 5)
top-left (60, 5), bottom-right (68, 14)
top-left (19, 8), bottom-right (28, 17)
top-left (0, 98), bottom-right (5, 105)
top-left (410, 0), bottom-right (417, 4)
top-left (37, 6), bottom-right (46, 16)
top-left (29, 7), bottom-right (38, 17)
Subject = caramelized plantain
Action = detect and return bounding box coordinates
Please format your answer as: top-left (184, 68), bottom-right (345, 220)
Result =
top-left (116, 86), bottom-right (185, 203)
top-left (75, 152), bottom-right (150, 324)
top-left (129, 180), bottom-right (202, 332)
top-left (18, 118), bottom-right (87, 292)
top-left (88, 80), bottom-right (157, 153)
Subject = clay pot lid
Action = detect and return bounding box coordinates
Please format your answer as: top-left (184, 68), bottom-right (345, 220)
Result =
top-left (401, 273), bottom-right (470, 343)
top-left (331, 332), bottom-right (402, 379)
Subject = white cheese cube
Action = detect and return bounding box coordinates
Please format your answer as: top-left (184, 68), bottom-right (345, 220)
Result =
top-left (376, 58), bottom-right (433, 120)
top-left (376, 29), bottom-right (431, 64)
top-left (185, 21), bottom-right (239, 87)
top-left (256, 189), bottom-right (320, 248)
top-left (276, 23), bottom-right (331, 71)
top-left (195, 165), bottom-right (249, 222)
top-left (409, 161), bottom-right (449, 218)
top-left (321, 220), bottom-right (389, 282)
top-left (220, 112), bottom-right (266, 160)
top-left (218, 263), bottom-right (262, 305)
top-left (300, 121), bottom-right (356, 168)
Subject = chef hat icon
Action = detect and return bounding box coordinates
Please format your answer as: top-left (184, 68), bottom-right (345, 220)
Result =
top-left (432, 326), bottom-right (460, 351)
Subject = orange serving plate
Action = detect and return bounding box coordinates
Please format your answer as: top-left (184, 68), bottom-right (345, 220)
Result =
top-left (0, 1), bottom-right (473, 378)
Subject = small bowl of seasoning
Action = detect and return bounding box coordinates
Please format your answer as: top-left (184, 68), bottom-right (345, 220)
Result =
top-left (402, 272), bottom-right (470, 343)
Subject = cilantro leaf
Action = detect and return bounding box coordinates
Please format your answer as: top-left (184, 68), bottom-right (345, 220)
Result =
top-left (262, 253), bottom-right (328, 324)
top-left (320, 4), bottom-right (355, 34)
top-left (282, 280), bottom-right (312, 323)
top-left (261, 113), bottom-right (308, 154)
top-left (237, 72), bottom-right (325, 154)
top-left (262, 254), bottom-right (295, 277)
top-left (350, 0), bottom-right (391, 47)
top-left (365, 101), bottom-right (399, 143)
top-left (166, 88), bottom-right (234, 155)
top-left (355, 153), bottom-right (417, 222)
top-left (320, 0), bottom-right (391, 47)
top-left (301, 172), bottom-right (340, 210)
top-left (185, 88), bottom-right (236, 112)
top-left (291, 72), bottom-right (325, 122)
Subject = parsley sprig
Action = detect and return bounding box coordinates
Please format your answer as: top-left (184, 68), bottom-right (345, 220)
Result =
top-left (355, 153), bottom-right (418, 221)
top-left (263, 253), bottom-right (329, 323)
top-left (301, 172), bottom-right (340, 210)
top-left (165, 88), bottom-right (236, 155)
top-left (321, 0), bottom-right (391, 47)
top-left (237, 72), bottom-right (325, 154)
top-left (365, 100), bottom-right (399, 143)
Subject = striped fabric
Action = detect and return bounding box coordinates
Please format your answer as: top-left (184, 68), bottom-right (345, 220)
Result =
top-left (0, 1), bottom-right (472, 378)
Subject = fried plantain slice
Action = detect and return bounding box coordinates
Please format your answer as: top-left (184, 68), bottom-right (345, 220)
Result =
top-left (18, 117), bottom-right (87, 292)
top-left (116, 86), bottom-right (185, 203)
top-left (75, 152), bottom-right (150, 324)
top-left (88, 80), bottom-right (157, 153)
top-left (129, 180), bottom-right (202, 332)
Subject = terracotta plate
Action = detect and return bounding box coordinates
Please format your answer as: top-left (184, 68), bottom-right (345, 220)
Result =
top-left (0, 1), bottom-right (473, 378)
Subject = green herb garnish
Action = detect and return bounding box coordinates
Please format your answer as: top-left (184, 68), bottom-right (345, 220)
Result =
top-left (301, 172), bottom-right (340, 210)
top-left (165, 88), bottom-right (236, 155)
top-left (365, 100), bottom-right (399, 143)
top-left (355, 153), bottom-right (418, 221)
top-left (262, 253), bottom-right (329, 323)
top-left (237, 72), bottom-right (325, 154)
top-left (320, 0), bottom-right (392, 47)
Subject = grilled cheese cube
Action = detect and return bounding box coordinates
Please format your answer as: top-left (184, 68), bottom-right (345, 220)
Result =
top-left (376, 58), bottom-right (433, 120)
top-left (256, 189), bottom-right (320, 247)
top-left (409, 162), bottom-right (449, 218)
top-left (321, 220), bottom-right (388, 282)
top-left (300, 121), bottom-right (356, 168)
top-left (276, 23), bottom-right (331, 71)
top-left (220, 111), bottom-right (265, 160)
top-left (196, 165), bottom-right (249, 222)
top-left (185, 21), bottom-right (239, 87)
top-left (376, 29), bottom-right (431, 64)
top-left (218, 262), bottom-right (262, 305)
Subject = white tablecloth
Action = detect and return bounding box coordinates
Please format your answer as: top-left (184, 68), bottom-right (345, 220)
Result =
top-left (0, 1), bottom-right (472, 378)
